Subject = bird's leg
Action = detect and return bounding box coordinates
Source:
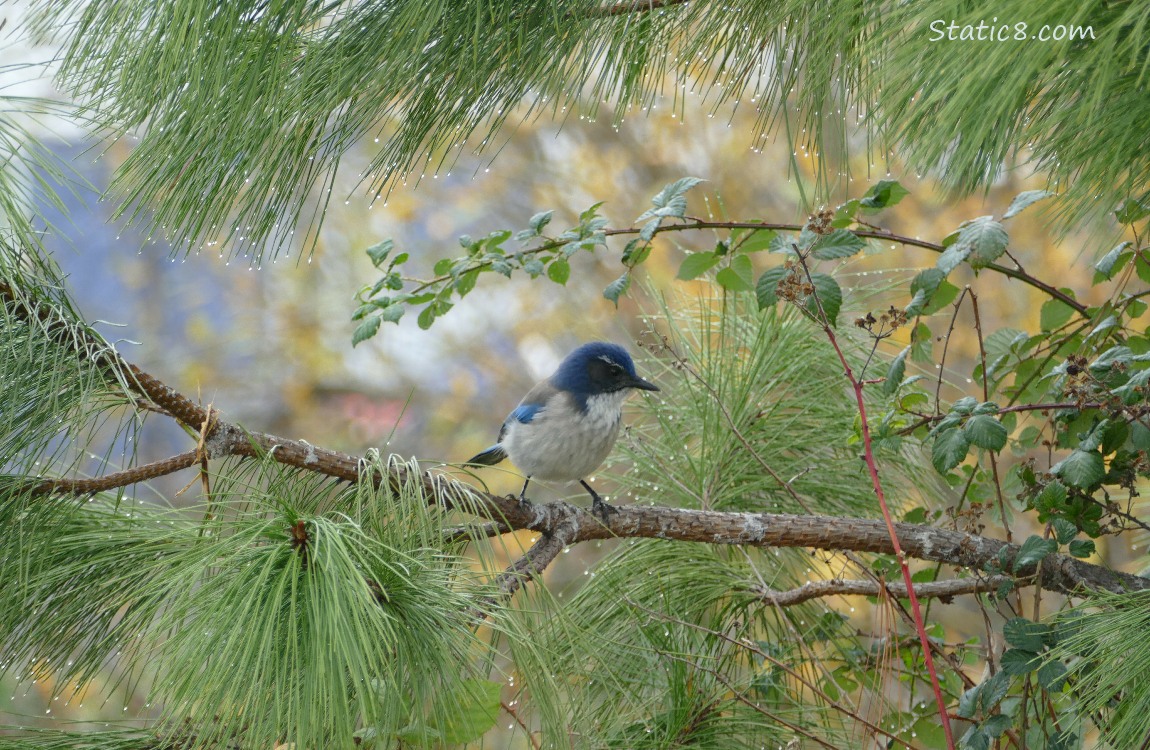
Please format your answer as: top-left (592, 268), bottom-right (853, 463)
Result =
top-left (580, 480), bottom-right (616, 521)
top-left (517, 477), bottom-right (532, 509)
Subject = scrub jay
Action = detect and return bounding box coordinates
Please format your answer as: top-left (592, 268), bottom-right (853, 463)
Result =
top-left (466, 342), bottom-right (659, 517)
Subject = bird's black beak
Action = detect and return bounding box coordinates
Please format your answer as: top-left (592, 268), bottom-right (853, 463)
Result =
top-left (628, 376), bottom-right (660, 392)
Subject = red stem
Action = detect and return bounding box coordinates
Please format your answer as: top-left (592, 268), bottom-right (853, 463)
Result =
top-left (823, 325), bottom-right (958, 750)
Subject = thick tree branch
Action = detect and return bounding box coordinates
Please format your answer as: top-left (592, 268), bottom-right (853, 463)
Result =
top-left (4, 281), bottom-right (1146, 601)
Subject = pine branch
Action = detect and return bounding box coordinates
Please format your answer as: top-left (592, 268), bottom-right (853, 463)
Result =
top-left (750, 576), bottom-right (1018, 607)
top-left (4, 280), bottom-right (1145, 602)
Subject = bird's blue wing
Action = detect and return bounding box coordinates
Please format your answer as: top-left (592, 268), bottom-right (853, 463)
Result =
top-left (466, 384), bottom-right (553, 467)
top-left (509, 403), bottom-right (544, 424)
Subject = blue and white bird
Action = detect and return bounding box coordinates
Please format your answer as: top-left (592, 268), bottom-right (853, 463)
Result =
top-left (466, 342), bottom-right (659, 517)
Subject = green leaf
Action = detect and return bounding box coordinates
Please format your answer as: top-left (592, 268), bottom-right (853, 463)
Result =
top-left (432, 678), bottom-right (501, 745)
top-left (621, 239), bottom-right (651, 267)
top-left (1040, 298), bottom-right (1075, 331)
top-left (859, 179), bottom-right (910, 210)
top-left (603, 273), bottom-right (631, 306)
top-left (936, 243), bottom-right (973, 274)
top-left (1051, 449), bottom-right (1105, 489)
top-left (719, 254), bottom-right (755, 290)
top-left (1068, 539), bottom-right (1095, 558)
top-left (417, 305), bottom-right (438, 330)
top-left (883, 346), bottom-right (910, 396)
top-left (352, 315), bottom-right (381, 346)
top-left (735, 229), bottom-right (777, 254)
top-left (677, 252), bottom-right (721, 280)
top-left (529, 210), bottom-right (553, 234)
top-left (547, 258), bottom-right (570, 285)
top-left (1115, 198), bottom-right (1150, 225)
top-left (365, 239), bottom-right (394, 267)
top-left (639, 177), bottom-right (705, 221)
top-left (1001, 648), bottom-right (1040, 675)
top-left (809, 229), bottom-right (865, 260)
top-left (963, 414), bottom-right (1008, 451)
top-left (805, 273), bottom-right (842, 325)
top-left (932, 427), bottom-right (971, 473)
top-left (1036, 660), bottom-right (1068, 692)
top-left (1003, 190), bottom-right (1055, 219)
top-left (957, 216), bottom-right (1010, 268)
top-left (979, 670), bottom-right (1011, 712)
top-left (1051, 518), bottom-right (1078, 545)
top-left (1093, 242), bottom-right (1132, 282)
top-left (1034, 481), bottom-right (1068, 514)
top-left (957, 684), bottom-right (982, 719)
top-left (961, 725), bottom-right (990, 750)
top-left (981, 713), bottom-right (1013, 738)
top-left (1013, 536), bottom-right (1057, 573)
top-left (755, 266), bottom-right (790, 309)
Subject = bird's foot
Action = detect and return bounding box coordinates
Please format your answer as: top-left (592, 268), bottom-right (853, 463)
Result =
top-left (591, 496), bottom-right (618, 523)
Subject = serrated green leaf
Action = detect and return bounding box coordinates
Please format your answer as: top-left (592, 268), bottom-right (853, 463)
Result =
top-left (1136, 255), bottom-right (1150, 283)
top-left (859, 179), bottom-right (909, 210)
top-left (936, 243), bottom-right (973, 273)
top-left (979, 671), bottom-right (1011, 712)
top-left (1034, 481), bottom-right (1068, 513)
top-left (603, 273), bottom-right (631, 306)
top-left (1068, 539), bottom-right (1095, 558)
top-left (961, 725), bottom-right (990, 750)
top-left (1115, 198), bottom-right (1150, 225)
top-left (952, 397), bottom-right (979, 414)
top-left (430, 678), bottom-right (501, 745)
top-left (365, 239), bottom-right (393, 267)
top-left (883, 346), bottom-right (910, 396)
top-left (755, 266), bottom-right (790, 309)
top-left (379, 303), bottom-right (405, 324)
top-left (736, 228), bottom-right (777, 254)
top-left (1001, 648), bottom-right (1040, 675)
top-left (352, 316), bottom-right (381, 346)
top-left (1040, 298), bottom-right (1075, 331)
top-left (957, 684), bottom-right (982, 719)
top-left (639, 217), bottom-right (661, 241)
top-left (547, 258), bottom-right (570, 285)
top-left (957, 216), bottom-right (1010, 268)
top-left (981, 713), bottom-right (1013, 738)
top-left (809, 229), bottom-right (865, 260)
top-left (725, 254), bottom-right (755, 289)
top-left (417, 305), bottom-right (438, 330)
top-left (932, 427), bottom-right (971, 473)
top-left (529, 210), bottom-right (553, 234)
top-left (1003, 190), bottom-right (1055, 219)
top-left (1051, 518), bottom-right (1078, 545)
top-left (716, 267), bottom-right (752, 291)
top-left (1013, 536), bottom-right (1057, 573)
top-left (1051, 449), bottom-right (1105, 489)
top-left (434, 257), bottom-right (453, 275)
top-left (1093, 242), bottom-right (1133, 281)
top-left (522, 258), bottom-right (545, 277)
top-left (639, 177), bottom-right (705, 221)
top-left (964, 414), bottom-right (1008, 451)
top-left (806, 273), bottom-right (842, 325)
top-left (677, 252), bottom-right (721, 280)
top-left (1036, 660), bottom-right (1068, 692)
top-left (621, 239), bottom-right (651, 267)
top-left (923, 280), bottom-right (960, 316)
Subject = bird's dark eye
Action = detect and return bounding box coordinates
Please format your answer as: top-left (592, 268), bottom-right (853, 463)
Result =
top-left (608, 364), bottom-right (623, 376)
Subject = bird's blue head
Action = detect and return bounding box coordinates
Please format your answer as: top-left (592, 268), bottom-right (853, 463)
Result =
top-left (550, 342), bottom-right (660, 401)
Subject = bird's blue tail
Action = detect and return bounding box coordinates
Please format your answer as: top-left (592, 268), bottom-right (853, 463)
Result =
top-left (466, 444), bottom-right (507, 466)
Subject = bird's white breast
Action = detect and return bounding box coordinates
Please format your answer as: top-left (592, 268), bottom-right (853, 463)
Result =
top-left (502, 390), bottom-right (629, 482)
